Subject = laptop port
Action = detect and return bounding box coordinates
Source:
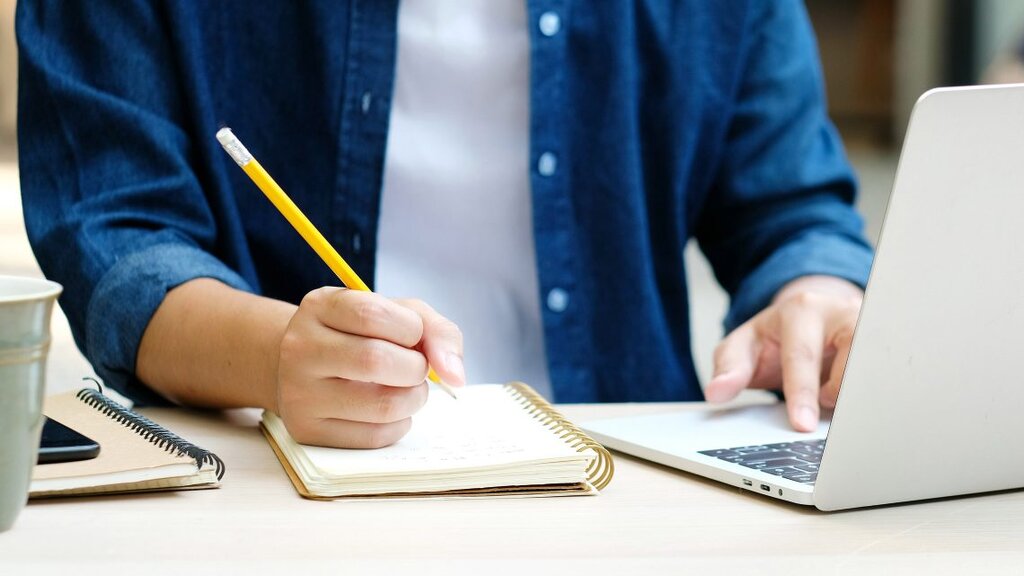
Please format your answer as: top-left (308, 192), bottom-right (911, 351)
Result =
top-left (742, 479), bottom-right (752, 487)
top-left (760, 484), bottom-right (771, 492)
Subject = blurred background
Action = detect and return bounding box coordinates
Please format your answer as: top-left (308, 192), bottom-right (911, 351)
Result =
top-left (2, 0), bottom-right (1024, 390)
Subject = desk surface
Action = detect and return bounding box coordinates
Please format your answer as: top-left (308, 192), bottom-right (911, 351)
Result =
top-left (3, 401), bottom-right (1024, 574)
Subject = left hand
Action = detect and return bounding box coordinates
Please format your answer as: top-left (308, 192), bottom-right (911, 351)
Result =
top-left (703, 275), bottom-right (864, 432)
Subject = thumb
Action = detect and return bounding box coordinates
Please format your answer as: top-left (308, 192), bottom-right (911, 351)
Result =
top-left (396, 299), bottom-right (466, 387)
top-left (705, 322), bottom-right (759, 403)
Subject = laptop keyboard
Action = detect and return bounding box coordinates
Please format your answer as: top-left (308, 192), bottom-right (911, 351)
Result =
top-left (698, 439), bottom-right (825, 484)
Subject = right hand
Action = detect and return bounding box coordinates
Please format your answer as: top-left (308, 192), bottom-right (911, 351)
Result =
top-left (275, 287), bottom-right (465, 449)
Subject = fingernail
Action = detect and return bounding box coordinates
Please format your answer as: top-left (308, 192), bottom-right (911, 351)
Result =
top-left (704, 383), bottom-right (727, 403)
top-left (704, 373), bottom-right (729, 403)
top-left (445, 352), bottom-right (466, 386)
top-left (798, 405), bottom-right (818, 429)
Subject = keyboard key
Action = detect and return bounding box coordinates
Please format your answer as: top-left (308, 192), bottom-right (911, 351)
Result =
top-left (732, 450), bottom-right (803, 463)
top-left (697, 449), bottom-right (740, 458)
top-left (741, 459), bottom-right (805, 470)
top-left (761, 458), bottom-right (807, 468)
top-left (702, 439), bottom-right (825, 463)
top-left (700, 440), bottom-right (824, 486)
top-left (794, 439), bottom-right (825, 447)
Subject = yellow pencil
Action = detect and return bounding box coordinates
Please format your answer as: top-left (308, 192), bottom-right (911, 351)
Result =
top-left (216, 127), bottom-right (458, 399)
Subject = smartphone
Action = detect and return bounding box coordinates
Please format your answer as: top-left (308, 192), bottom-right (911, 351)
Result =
top-left (37, 417), bottom-right (101, 464)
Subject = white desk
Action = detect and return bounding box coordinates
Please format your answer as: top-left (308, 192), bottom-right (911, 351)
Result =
top-left (3, 399), bottom-right (1024, 574)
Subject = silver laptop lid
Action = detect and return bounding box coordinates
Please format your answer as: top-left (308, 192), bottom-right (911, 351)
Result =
top-left (815, 84), bottom-right (1024, 510)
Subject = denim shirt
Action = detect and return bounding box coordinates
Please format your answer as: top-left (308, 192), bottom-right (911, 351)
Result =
top-left (17, 0), bottom-right (873, 405)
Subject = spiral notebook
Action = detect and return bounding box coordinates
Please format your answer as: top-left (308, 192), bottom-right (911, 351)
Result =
top-left (261, 382), bottom-right (614, 499)
top-left (29, 389), bottom-right (225, 498)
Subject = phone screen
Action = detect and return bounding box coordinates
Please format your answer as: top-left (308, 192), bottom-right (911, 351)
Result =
top-left (37, 417), bottom-right (101, 464)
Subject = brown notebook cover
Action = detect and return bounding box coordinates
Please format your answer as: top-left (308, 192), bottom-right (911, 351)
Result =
top-left (30, 389), bottom-right (224, 498)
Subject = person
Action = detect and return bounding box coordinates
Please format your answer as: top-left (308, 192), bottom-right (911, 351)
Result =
top-left (17, 1), bottom-right (872, 448)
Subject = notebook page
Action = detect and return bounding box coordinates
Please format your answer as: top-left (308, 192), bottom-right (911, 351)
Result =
top-left (301, 384), bottom-right (584, 477)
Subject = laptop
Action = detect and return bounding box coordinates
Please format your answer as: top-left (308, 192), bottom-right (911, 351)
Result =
top-left (582, 84), bottom-right (1024, 511)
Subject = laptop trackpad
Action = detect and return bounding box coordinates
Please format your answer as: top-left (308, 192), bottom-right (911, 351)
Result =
top-left (583, 403), bottom-right (831, 456)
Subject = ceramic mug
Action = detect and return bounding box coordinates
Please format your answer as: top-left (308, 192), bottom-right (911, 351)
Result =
top-left (0, 275), bottom-right (62, 532)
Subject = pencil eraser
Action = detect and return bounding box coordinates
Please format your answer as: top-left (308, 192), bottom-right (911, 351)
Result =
top-left (216, 127), bottom-right (253, 167)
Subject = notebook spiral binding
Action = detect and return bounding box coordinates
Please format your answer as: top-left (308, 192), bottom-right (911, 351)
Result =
top-left (505, 382), bottom-right (614, 490)
top-left (75, 389), bottom-right (226, 480)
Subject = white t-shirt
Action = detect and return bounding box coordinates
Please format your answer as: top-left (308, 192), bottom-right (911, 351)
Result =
top-left (375, 0), bottom-right (552, 398)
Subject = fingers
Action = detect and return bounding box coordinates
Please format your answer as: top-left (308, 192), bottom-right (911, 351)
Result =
top-left (820, 324), bottom-right (855, 409)
top-left (779, 295), bottom-right (826, 432)
top-left (301, 379), bottom-right (430, 424)
top-left (302, 323), bottom-right (429, 386)
top-left (705, 278), bottom-right (863, 433)
top-left (298, 290), bottom-right (464, 386)
top-left (397, 298), bottom-right (466, 387)
top-left (289, 416), bottom-right (414, 449)
top-left (306, 287), bottom-right (425, 348)
top-left (777, 292), bottom-right (861, 430)
top-left (277, 354), bottom-right (429, 449)
top-left (278, 290), bottom-right (464, 449)
top-left (706, 320), bottom-right (761, 403)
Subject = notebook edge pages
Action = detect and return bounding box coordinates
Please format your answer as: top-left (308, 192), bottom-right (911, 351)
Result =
top-left (29, 389), bottom-right (220, 497)
top-left (260, 383), bottom-right (608, 498)
top-left (260, 421), bottom-right (595, 500)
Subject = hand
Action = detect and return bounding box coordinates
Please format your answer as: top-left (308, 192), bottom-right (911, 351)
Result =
top-left (703, 275), bottom-right (863, 432)
top-left (275, 287), bottom-right (465, 449)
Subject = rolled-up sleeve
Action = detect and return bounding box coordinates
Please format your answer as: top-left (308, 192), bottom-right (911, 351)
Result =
top-left (695, 0), bottom-right (874, 332)
top-left (17, 1), bottom-right (252, 404)
top-left (85, 245), bottom-right (251, 404)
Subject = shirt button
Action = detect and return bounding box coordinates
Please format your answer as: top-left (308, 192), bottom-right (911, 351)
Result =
top-left (352, 232), bottom-right (363, 254)
top-left (538, 12), bottom-right (561, 37)
top-left (538, 152), bottom-right (558, 177)
top-left (546, 288), bottom-right (569, 313)
top-left (361, 92), bottom-right (373, 114)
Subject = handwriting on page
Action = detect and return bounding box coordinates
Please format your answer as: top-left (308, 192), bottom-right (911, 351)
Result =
top-left (306, 385), bottom-right (581, 476)
top-left (380, 432), bottom-right (529, 464)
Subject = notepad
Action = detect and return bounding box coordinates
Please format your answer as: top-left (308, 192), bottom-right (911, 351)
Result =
top-left (261, 382), bottom-right (614, 499)
top-left (29, 389), bottom-right (224, 498)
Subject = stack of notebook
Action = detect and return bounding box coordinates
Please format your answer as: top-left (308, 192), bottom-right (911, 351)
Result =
top-left (30, 388), bottom-right (223, 498)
